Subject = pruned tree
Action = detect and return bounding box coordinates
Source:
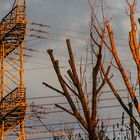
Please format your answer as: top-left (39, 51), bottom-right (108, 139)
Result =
top-left (43, 38), bottom-right (110, 140)
top-left (89, 0), bottom-right (140, 138)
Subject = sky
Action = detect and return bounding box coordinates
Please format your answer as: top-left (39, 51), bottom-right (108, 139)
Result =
top-left (1, 0), bottom-right (140, 139)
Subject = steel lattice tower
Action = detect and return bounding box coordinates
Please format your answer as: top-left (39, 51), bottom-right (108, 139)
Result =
top-left (0, 0), bottom-right (27, 139)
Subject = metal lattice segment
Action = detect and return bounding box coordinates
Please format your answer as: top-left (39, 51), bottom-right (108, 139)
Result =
top-left (0, 0), bottom-right (27, 139)
top-left (1, 23), bottom-right (26, 57)
top-left (0, 87), bottom-right (26, 118)
top-left (0, 6), bottom-right (26, 58)
top-left (0, 6), bottom-right (25, 36)
top-left (2, 47), bottom-right (24, 96)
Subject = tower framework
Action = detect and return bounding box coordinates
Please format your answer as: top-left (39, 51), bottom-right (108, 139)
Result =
top-left (0, 0), bottom-right (27, 139)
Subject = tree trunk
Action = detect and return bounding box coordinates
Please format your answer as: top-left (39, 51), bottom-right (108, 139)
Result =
top-left (89, 129), bottom-right (98, 140)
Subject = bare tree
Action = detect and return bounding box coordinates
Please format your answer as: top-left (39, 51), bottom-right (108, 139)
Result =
top-left (42, 0), bottom-right (140, 139)
top-left (43, 37), bottom-right (110, 140)
top-left (89, 0), bottom-right (140, 136)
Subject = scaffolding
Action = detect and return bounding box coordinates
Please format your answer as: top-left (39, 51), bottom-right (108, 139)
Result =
top-left (0, 0), bottom-right (27, 139)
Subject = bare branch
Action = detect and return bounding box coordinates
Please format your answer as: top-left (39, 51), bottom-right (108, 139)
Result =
top-left (126, 0), bottom-right (131, 7)
top-left (47, 49), bottom-right (87, 130)
top-left (92, 24), bottom-right (112, 52)
top-left (55, 104), bottom-right (74, 116)
top-left (132, 0), bottom-right (136, 7)
top-left (43, 82), bottom-right (64, 95)
top-left (66, 39), bottom-right (91, 124)
top-left (96, 66), bottom-right (111, 94)
top-left (100, 0), bottom-right (105, 28)
top-left (101, 64), bottom-right (140, 130)
top-left (88, 0), bottom-right (103, 30)
top-left (91, 30), bottom-right (103, 120)
top-left (90, 32), bottom-right (101, 47)
top-left (80, 50), bottom-right (88, 88)
top-left (63, 78), bottom-right (81, 99)
top-left (106, 23), bottom-right (139, 114)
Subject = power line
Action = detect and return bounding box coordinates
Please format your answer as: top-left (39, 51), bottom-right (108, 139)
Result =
top-left (26, 88), bottom-right (132, 101)
top-left (27, 104), bottom-right (129, 114)
top-left (27, 22), bottom-right (132, 41)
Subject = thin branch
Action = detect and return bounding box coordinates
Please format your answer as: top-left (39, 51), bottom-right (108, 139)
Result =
top-left (80, 55), bottom-right (83, 84)
top-left (132, 0), bottom-right (136, 7)
top-left (101, 64), bottom-right (140, 130)
top-left (96, 66), bottom-right (111, 94)
top-left (43, 82), bottom-right (64, 95)
top-left (55, 104), bottom-right (74, 116)
top-left (126, 0), bottom-right (131, 7)
top-left (110, 62), bottom-right (119, 70)
top-left (100, 0), bottom-right (105, 29)
top-left (90, 32), bottom-right (101, 47)
top-left (64, 75), bottom-right (74, 87)
top-left (82, 48), bottom-right (89, 84)
top-left (92, 24), bottom-right (112, 52)
top-left (88, 0), bottom-right (103, 30)
top-left (63, 77), bottom-right (81, 99)
top-left (33, 109), bottom-right (55, 137)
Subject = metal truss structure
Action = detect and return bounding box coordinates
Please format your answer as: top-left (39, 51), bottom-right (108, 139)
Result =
top-left (0, 0), bottom-right (27, 139)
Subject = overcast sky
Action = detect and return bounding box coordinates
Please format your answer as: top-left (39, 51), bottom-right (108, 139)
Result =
top-left (1, 0), bottom-right (140, 139)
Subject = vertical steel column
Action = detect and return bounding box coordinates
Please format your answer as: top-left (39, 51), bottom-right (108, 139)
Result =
top-left (0, 122), bottom-right (4, 140)
top-left (19, 1), bottom-right (26, 139)
top-left (19, 42), bottom-right (25, 140)
top-left (20, 42), bottom-right (25, 95)
top-left (16, 0), bottom-right (20, 22)
top-left (0, 43), bottom-right (5, 140)
top-left (1, 43), bottom-right (4, 99)
top-left (20, 120), bottom-right (25, 140)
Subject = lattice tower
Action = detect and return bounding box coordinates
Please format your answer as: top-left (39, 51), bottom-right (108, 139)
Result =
top-left (0, 0), bottom-right (27, 139)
